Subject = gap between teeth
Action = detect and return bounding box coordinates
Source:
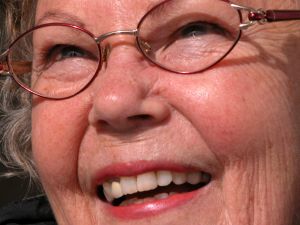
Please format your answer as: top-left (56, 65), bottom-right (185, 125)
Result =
top-left (102, 171), bottom-right (210, 202)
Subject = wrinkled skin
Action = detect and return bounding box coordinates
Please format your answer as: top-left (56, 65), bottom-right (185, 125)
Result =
top-left (32, 0), bottom-right (300, 225)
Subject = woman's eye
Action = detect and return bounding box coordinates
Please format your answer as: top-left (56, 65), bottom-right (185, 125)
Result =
top-left (179, 21), bottom-right (226, 38)
top-left (60, 46), bottom-right (85, 59)
top-left (46, 45), bottom-right (87, 62)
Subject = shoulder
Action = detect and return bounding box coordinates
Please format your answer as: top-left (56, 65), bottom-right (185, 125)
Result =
top-left (0, 195), bottom-right (56, 225)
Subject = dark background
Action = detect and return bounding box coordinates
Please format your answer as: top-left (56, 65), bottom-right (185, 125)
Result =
top-left (0, 163), bottom-right (39, 208)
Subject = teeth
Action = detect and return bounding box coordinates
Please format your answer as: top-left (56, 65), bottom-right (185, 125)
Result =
top-left (143, 197), bottom-right (154, 203)
top-left (157, 171), bottom-right (172, 186)
top-left (119, 198), bottom-right (140, 206)
top-left (187, 172), bottom-right (201, 185)
top-left (134, 199), bottom-right (144, 204)
top-left (103, 182), bottom-right (114, 203)
top-left (172, 172), bottom-right (187, 185)
top-left (120, 176), bottom-right (137, 195)
top-left (137, 172), bottom-right (158, 192)
top-left (100, 170), bottom-right (210, 203)
top-left (154, 193), bottom-right (169, 199)
top-left (120, 193), bottom-right (170, 206)
top-left (202, 173), bottom-right (211, 183)
top-left (111, 181), bottom-right (123, 199)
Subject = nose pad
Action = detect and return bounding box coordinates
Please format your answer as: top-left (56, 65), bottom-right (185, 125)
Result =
top-left (139, 40), bottom-right (152, 55)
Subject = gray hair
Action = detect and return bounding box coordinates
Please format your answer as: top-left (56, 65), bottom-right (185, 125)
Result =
top-left (0, 0), bottom-right (37, 180)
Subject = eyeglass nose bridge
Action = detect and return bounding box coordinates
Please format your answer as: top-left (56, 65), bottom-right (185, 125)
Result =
top-left (95, 29), bottom-right (139, 64)
top-left (95, 29), bottom-right (138, 43)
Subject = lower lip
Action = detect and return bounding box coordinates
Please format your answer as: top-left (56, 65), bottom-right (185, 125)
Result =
top-left (104, 185), bottom-right (209, 220)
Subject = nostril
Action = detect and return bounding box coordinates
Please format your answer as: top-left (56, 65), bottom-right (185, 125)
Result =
top-left (128, 114), bottom-right (153, 121)
top-left (97, 114), bottom-right (154, 131)
top-left (99, 120), bottom-right (109, 126)
top-left (89, 96), bottom-right (170, 132)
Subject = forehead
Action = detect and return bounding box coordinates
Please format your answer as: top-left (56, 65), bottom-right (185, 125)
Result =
top-left (35, 0), bottom-right (285, 31)
top-left (36, 0), bottom-right (162, 28)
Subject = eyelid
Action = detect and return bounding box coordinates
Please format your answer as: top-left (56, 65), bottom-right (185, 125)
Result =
top-left (145, 20), bottom-right (230, 49)
top-left (42, 44), bottom-right (99, 64)
top-left (141, 12), bottom-right (237, 41)
top-left (156, 21), bottom-right (226, 52)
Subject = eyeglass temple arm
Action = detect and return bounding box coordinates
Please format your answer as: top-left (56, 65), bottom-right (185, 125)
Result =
top-left (0, 50), bottom-right (9, 77)
top-left (232, 4), bottom-right (300, 29)
top-left (249, 10), bottom-right (300, 22)
top-left (0, 61), bottom-right (32, 77)
top-left (0, 63), bottom-right (8, 76)
top-left (1, 50), bottom-right (33, 76)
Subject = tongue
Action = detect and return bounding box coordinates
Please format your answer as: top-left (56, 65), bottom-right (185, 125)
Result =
top-left (113, 182), bottom-right (205, 206)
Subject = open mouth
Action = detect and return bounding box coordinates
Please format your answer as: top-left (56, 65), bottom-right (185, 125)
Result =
top-left (97, 170), bottom-right (211, 206)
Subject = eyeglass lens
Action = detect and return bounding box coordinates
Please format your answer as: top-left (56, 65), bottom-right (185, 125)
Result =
top-left (8, 0), bottom-right (241, 99)
top-left (138, 0), bottom-right (241, 73)
top-left (9, 26), bottom-right (101, 99)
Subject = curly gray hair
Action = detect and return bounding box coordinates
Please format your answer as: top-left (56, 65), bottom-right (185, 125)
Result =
top-left (0, 0), bottom-right (37, 179)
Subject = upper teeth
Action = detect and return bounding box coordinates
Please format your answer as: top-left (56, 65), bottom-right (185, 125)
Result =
top-left (102, 170), bottom-right (209, 202)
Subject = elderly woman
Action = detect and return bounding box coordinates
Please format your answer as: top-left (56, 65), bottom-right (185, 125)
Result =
top-left (1, 0), bottom-right (300, 224)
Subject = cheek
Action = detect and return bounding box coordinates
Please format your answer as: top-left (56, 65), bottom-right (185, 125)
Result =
top-left (165, 65), bottom-right (292, 160)
top-left (31, 98), bottom-right (91, 189)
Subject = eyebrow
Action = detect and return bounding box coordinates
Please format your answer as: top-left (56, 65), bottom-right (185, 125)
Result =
top-left (36, 10), bottom-right (86, 28)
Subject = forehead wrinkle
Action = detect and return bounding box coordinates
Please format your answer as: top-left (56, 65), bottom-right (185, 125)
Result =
top-left (36, 1), bottom-right (161, 31)
top-left (36, 10), bottom-right (86, 28)
top-left (105, 0), bottom-right (168, 29)
top-left (145, 0), bottom-right (167, 11)
top-left (35, 0), bottom-right (295, 32)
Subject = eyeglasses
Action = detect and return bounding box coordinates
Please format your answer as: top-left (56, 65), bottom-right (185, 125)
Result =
top-left (0, 0), bottom-right (300, 100)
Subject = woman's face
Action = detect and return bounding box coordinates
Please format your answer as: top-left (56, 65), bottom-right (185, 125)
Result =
top-left (31, 0), bottom-right (300, 225)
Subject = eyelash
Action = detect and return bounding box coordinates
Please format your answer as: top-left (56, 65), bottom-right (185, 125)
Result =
top-left (46, 44), bottom-right (87, 61)
top-left (178, 21), bottom-right (227, 38)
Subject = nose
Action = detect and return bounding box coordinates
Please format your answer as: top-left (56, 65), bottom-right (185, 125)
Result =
top-left (88, 40), bottom-right (170, 132)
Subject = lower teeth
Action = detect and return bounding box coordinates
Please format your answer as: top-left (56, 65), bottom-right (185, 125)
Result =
top-left (119, 192), bottom-right (175, 206)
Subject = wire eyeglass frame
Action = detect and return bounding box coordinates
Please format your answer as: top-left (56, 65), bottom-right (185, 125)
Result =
top-left (0, 0), bottom-right (300, 100)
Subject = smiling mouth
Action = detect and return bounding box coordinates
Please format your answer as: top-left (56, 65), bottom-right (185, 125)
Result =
top-left (97, 170), bottom-right (211, 206)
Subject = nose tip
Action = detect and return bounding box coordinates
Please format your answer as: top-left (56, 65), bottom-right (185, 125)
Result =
top-left (89, 86), bottom-right (170, 132)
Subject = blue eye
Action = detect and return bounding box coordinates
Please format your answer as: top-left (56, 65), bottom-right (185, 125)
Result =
top-left (181, 24), bottom-right (208, 37)
top-left (58, 45), bottom-right (85, 59)
top-left (45, 45), bottom-right (87, 62)
top-left (180, 22), bottom-right (226, 38)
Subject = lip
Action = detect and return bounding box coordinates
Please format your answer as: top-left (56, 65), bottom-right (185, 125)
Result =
top-left (92, 160), bottom-right (212, 219)
top-left (105, 184), bottom-right (210, 219)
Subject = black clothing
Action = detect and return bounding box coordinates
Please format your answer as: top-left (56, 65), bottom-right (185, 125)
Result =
top-left (0, 196), bottom-right (56, 225)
